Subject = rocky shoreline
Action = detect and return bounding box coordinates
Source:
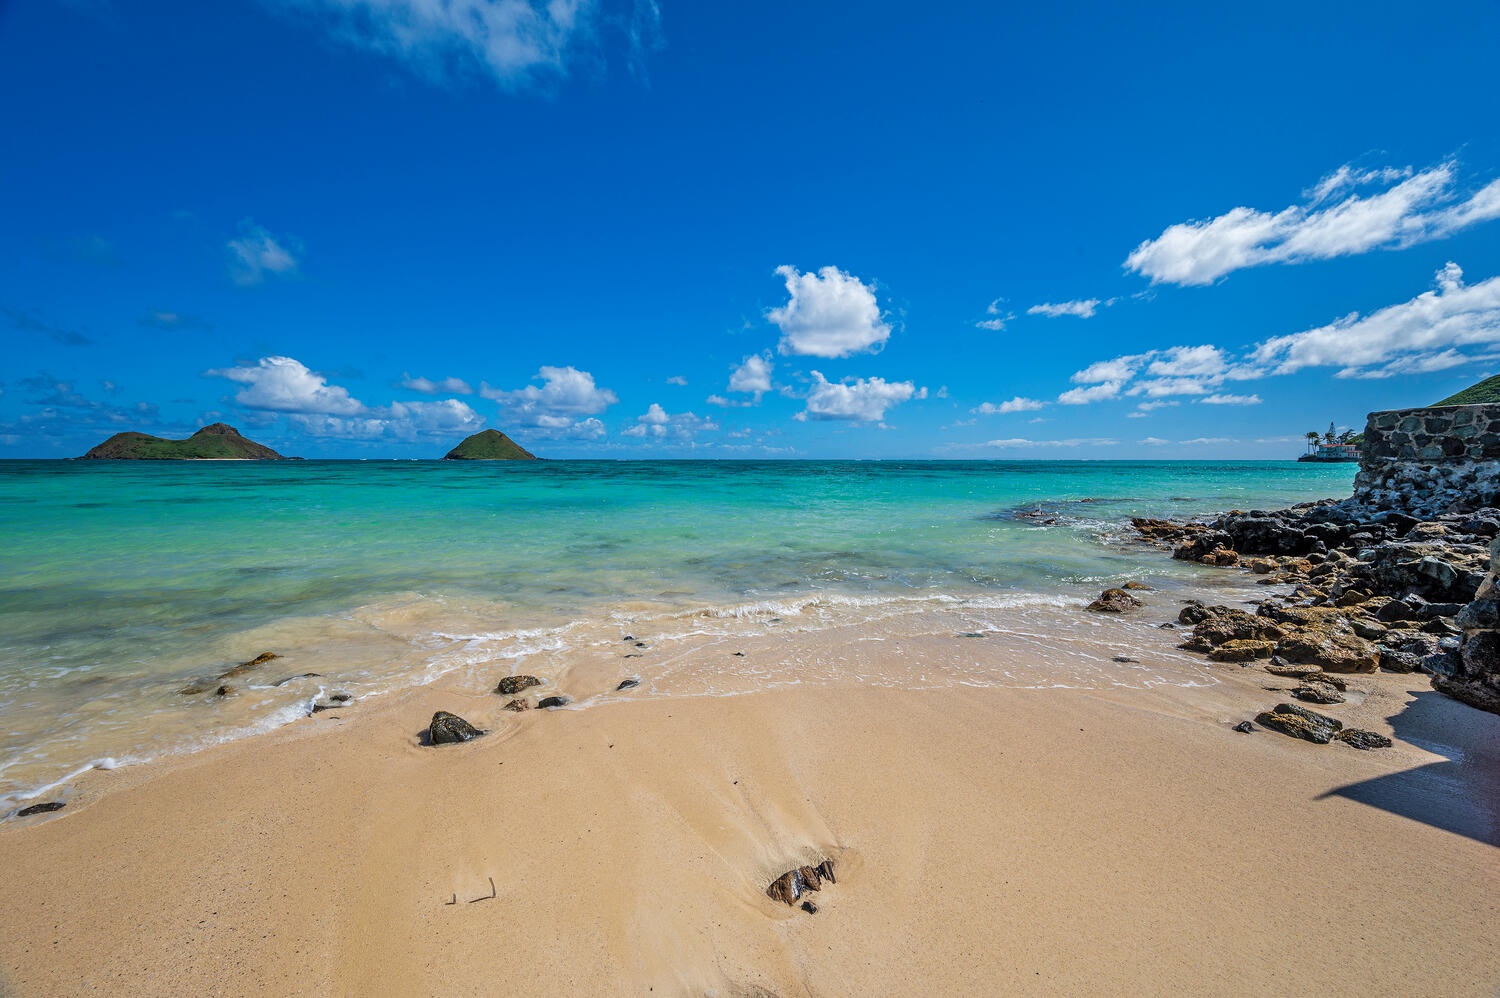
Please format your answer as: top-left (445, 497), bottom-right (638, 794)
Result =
top-left (1130, 495), bottom-right (1500, 717)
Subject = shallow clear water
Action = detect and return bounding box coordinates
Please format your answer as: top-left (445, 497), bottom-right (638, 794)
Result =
top-left (0, 459), bottom-right (1355, 804)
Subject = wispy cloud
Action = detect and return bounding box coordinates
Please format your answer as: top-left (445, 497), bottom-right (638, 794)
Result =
top-left (4, 307), bottom-right (91, 346)
top-left (1199, 393), bottom-right (1261, 405)
top-left (771, 265), bottom-right (891, 358)
top-left (984, 437), bottom-right (1118, 449)
top-left (401, 373), bottom-right (474, 395)
top-left (227, 220), bottom-right (301, 286)
top-left (1127, 162), bottom-right (1500, 286)
top-left (1252, 262), bottom-right (1500, 379)
top-left (1026, 297), bottom-right (1113, 319)
top-left (139, 310), bottom-right (214, 332)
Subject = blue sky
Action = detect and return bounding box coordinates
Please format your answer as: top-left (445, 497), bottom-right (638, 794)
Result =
top-left (3, 0), bottom-right (1499, 459)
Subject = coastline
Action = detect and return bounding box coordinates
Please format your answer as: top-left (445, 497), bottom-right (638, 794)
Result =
top-left (1, 587), bottom-right (1496, 995)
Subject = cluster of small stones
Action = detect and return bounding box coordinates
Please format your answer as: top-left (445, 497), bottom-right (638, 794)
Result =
top-left (1353, 405), bottom-right (1500, 519)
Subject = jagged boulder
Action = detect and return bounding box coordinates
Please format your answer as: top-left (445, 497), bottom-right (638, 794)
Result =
top-left (1259, 605), bottom-right (1380, 673)
top-left (428, 711), bottom-right (484, 744)
top-left (1255, 703), bottom-right (1344, 744)
top-left (1087, 588), bottom-right (1142, 613)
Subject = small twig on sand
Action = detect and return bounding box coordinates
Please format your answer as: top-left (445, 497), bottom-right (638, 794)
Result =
top-left (468, 877), bottom-right (496, 903)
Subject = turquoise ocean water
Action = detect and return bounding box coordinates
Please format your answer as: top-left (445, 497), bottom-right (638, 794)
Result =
top-left (0, 460), bottom-right (1356, 806)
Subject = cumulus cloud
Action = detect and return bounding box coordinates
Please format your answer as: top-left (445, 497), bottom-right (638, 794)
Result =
top-left (1057, 381), bottom-right (1125, 405)
top-left (621, 402), bottom-right (718, 440)
top-left (402, 373), bottom-right (474, 395)
top-left (972, 397), bottom-right (1046, 415)
top-left (227, 221), bottom-right (301, 286)
top-left (210, 356), bottom-right (364, 414)
top-left (1126, 162), bottom-right (1500, 286)
top-left (1251, 262), bottom-right (1500, 378)
top-left (1027, 298), bottom-right (1109, 319)
top-left (795, 371), bottom-right (922, 422)
top-left (770, 265), bottom-right (891, 358)
top-left (482, 364), bottom-right (618, 436)
top-left (207, 355), bottom-right (482, 440)
top-left (271, 0), bottom-right (604, 90)
top-left (727, 353), bottom-right (773, 399)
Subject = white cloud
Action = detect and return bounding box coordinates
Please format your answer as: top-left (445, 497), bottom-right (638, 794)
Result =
top-left (972, 397), bottom-right (1046, 415)
top-left (796, 371), bottom-right (922, 422)
top-left (402, 373), bottom-right (473, 395)
top-left (1181, 437), bottom-right (1231, 445)
top-left (728, 353), bottom-right (772, 398)
top-left (770, 265), bottom-right (891, 358)
top-left (291, 398), bottom-right (484, 441)
top-left (481, 364), bottom-right (618, 436)
top-left (976, 298), bottom-right (1012, 331)
top-left (1139, 436), bottom-right (1171, 446)
top-left (665, 375), bottom-right (688, 386)
top-left (1146, 345), bottom-right (1226, 378)
top-left (1252, 262), bottom-right (1500, 377)
top-left (1129, 377), bottom-right (1210, 398)
top-left (1071, 355), bottom-right (1146, 384)
top-left (1126, 162), bottom-right (1500, 286)
top-left (621, 402), bottom-right (718, 440)
top-left (1057, 381), bottom-right (1124, 405)
top-left (227, 221), bottom-right (300, 286)
top-left (210, 356), bottom-right (364, 414)
top-left (274, 0), bottom-right (599, 90)
top-left (1134, 400), bottom-right (1179, 413)
top-left (1027, 298), bottom-right (1108, 319)
top-left (1199, 393), bottom-right (1262, 405)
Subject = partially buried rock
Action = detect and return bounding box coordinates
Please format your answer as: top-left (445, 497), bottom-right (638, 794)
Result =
top-left (1087, 588), bottom-right (1143, 613)
top-left (1265, 661), bottom-right (1323, 679)
top-left (767, 859), bottom-right (836, 906)
top-left (17, 801), bottom-right (65, 816)
top-left (1337, 729), bottom-right (1393, 750)
top-left (1208, 639), bottom-right (1276, 663)
top-left (503, 698), bottom-right (531, 711)
top-left (616, 678), bottom-right (639, 691)
top-left (537, 695), bottom-right (571, 709)
top-left (1232, 720), bottom-right (1255, 733)
top-left (219, 651), bottom-right (280, 680)
top-left (1254, 702), bottom-right (1344, 744)
top-left (496, 675), bottom-right (541, 695)
top-left (428, 710), bottom-right (485, 745)
top-left (1293, 684), bottom-right (1346, 705)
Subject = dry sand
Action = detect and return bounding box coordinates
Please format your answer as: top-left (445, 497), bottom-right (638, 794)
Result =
top-left (1, 658), bottom-right (1496, 996)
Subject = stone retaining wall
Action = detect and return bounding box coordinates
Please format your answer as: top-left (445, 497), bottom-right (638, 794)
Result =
top-left (1353, 404), bottom-right (1500, 516)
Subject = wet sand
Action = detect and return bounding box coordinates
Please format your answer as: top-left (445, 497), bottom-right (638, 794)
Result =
top-left (1, 652), bottom-right (1496, 996)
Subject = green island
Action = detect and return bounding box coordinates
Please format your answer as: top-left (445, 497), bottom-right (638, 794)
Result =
top-left (442, 428), bottom-right (537, 460)
top-left (1434, 373), bottom-right (1500, 406)
top-left (80, 423), bottom-right (288, 460)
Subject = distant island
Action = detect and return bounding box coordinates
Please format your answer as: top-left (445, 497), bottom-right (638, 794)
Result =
top-left (80, 423), bottom-right (288, 460)
top-left (443, 429), bottom-right (537, 461)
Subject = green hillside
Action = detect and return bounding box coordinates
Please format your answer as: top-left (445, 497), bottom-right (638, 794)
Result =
top-left (443, 429), bottom-right (538, 460)
top-left (80, 423), bottom-right (287, 459)
top-left (1434, 374), bottom-right (1500, 406)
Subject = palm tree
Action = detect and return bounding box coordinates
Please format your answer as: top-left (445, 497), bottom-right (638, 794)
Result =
top-left (1305, 430), bottom-right (1321, 454)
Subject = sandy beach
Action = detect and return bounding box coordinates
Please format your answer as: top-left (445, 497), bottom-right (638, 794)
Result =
top-left (2, 641), bottom-right (1496, 997)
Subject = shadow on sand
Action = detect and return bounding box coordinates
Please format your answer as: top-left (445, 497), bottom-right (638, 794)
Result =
top-left (1316, 689), bottom-right (1500, 847)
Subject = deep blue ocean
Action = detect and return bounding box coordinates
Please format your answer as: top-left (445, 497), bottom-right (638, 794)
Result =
top-left (0, 459), bottom-right (1356, 805)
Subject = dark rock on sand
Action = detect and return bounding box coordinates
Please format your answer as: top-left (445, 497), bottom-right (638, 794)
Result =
top-left (801, 901), bottom-right (818, 914)
top-left (428, 710), bottom-right (484, 744)
top-left (767, 860), bottom-right (836, 906)
top-left (616, 678), bottom-right (640, 690)
top-left (1293, 684), bottom-right (1346, 705)
top-left (1087, 588), bottom-right (1142, 613)
top-left (1232, 720), bottom-right (1255, 733)
top-left (1254, 703), bottom-right (1344, 744)
top-left (537, 695), bottom-right (571, 709)
top-left (214, 685), bottom-right (233, 697)
top-left (17, 802), bottom-right (65, 816)
top-left (496, 675), bottom-right (542, 695)
top-left (503, 697), bottom-right (531, 711)
top-left (1265, 661), bottom-right (1323, 679)
top-left (1208, 639), bottom-right (1276, 663)
top-left (1337, 729), bottom-right (1393, 750)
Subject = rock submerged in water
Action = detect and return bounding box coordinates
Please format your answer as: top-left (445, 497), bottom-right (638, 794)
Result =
top-left (1087, 588), bottom-right (1143, 613)
top-left (428, 710), bottom-right (485, 745)
top-left (496, 675), bottom-right (541, 695)
top-left (219, 651), bottom-right (281, 680)
top-left (1254, 702), bottom-right (1344, 744)
top-left (767, 859), bottom-right (836, 906)
top-left (503, 697), bottom-right (531, 711)
top-left (16, 801), bottom-right (65, 817)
